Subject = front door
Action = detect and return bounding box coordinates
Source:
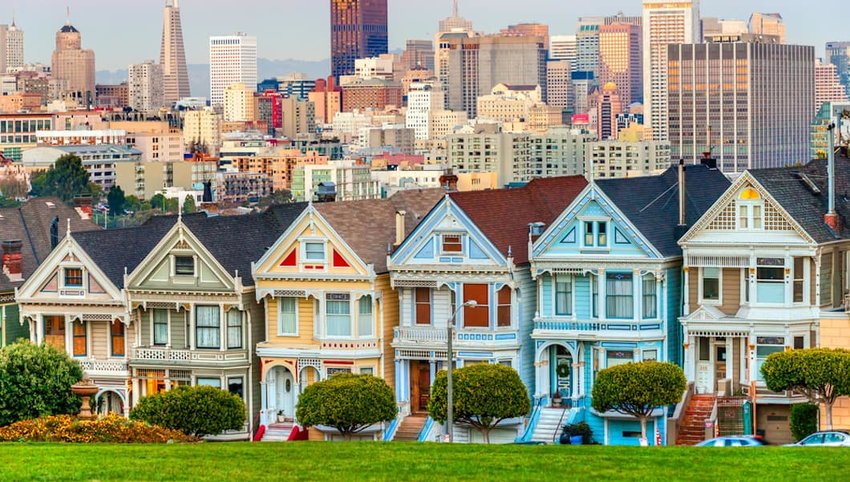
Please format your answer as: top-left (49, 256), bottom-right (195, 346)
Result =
top-left (696, 337), bottom-right (714, 394)
top-left (274, 369), bottom-right (295, 420)
top-left (715, 345), bottom-right (728, 391)
top-left (409, 361), bottom-right (431, 413)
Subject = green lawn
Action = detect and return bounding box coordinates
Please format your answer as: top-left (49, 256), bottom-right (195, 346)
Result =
top-left (0, 442), bottom-right (846, 481)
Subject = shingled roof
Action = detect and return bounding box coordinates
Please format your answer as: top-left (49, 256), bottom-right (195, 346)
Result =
top-left (449, 176), bottom-right (589, 264)
top-left (597, 164), bottom-right (731, 257)
top-left (748, 158), bottom-right (850, 243)
top-left (0, 198), bottom-right (100, 293)
top-left (315, 189), bottom-right (444, 273)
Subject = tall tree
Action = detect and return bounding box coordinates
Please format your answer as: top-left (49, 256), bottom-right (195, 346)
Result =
top-left (106, 186), bottom-right (127, 216)
top-left (591, 361), bottom-right (686, 444)
top-left (182, 196), bottom-right (197, 214)
top-left (29, 154), bottom-right (92, 203)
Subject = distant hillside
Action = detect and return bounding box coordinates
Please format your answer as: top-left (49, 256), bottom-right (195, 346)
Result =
top-left (96, 58), bottom-right (330, 99)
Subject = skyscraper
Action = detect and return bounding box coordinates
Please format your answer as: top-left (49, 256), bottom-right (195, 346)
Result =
top-left (668, 36), bottom-right (814, 172)
top-left (599, 22), bottom-right (642, 106)
top-left (500, 23), bottom-right (550, 50)
top-left (51, 14), bottom-right (96, 106)
top-left (0, 19), bottom-right (24, 73)
top-left (827, 41), bottom-right (850, 97)
top-left (160, 0), bottom-right (190, 105)
top-left (549, 35), bottom-right (577, 64)
top-left (748, 12), bottom-right (785, 43)
top-left (815, 58), bottom-right (849, 114)
top-left (209, 33), bottom-right (257, 108)
top-left (642, 0), bottom-right (700, 141)
top-left (575, 17), bottom-right (603, 77)
top-left (128, 60), bottom-right (165, 114)
top-left (330, 0), bottom-right (388, 79)
top-left (439, 0), bottom-right (473, 34)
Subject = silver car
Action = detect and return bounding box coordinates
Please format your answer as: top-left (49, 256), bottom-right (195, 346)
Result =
top-left (696, 436), bottom-right (765, 447)
top-left (788, 431), bottom-right (850, 446)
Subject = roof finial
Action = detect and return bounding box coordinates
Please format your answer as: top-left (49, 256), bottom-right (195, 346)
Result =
top-left (65, 6), bottom-right (71, 26)
top-left (452, 0), bottom-right (459, 17)
top-left (11, 9), bottom-right (15, 27)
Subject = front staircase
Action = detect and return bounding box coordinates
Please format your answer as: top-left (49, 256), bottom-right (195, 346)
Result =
top-left (676, 395), bottom-right (716, 445)
top-left (531, 407), bottom-right (570, 444)
top-left (261, 421), bottom-right (296, 442)
top-left (393, 414), bottom-right (428, 441)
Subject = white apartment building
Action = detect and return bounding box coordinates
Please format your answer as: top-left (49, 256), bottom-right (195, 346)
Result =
top-left (549, 35), bottom-right (577, 64)
top-left (183, 108), bottom-right (223, 154)
top-left (1, 22), bottom-right (25, 73)
top-left (405, 81), bottom-right (445, 140)
top-left (587, 140), bottom-right (671, 179)
top-left (36, 130), bottom-right (127, 146)
top-left (128, 60), bottom-right (164, 114)
top-left (642, 0), bottom-right (700, 141)
top-left (223, 83), bottom-right (254, 122)
top-left (209, 33), bottom-right (257, 108)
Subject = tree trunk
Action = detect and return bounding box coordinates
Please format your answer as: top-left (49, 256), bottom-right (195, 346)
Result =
top-left (482, 428), bottom-right (491, 444)
top-left (826, 401), bottom-right (834, 431)
top-left (639, 416), bottom-right (648, 446)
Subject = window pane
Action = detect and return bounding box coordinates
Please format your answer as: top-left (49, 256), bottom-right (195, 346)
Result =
top-left (607, 350), bottom-right (632, 367)
top-left (197, 378), bottom-right (221, 388)
top-left (415, 288), bottom-right (431, 325)
top-left (442, 235), bottom-right (463, 253)
top-left (597, 222), bottom-right (607, 246)
top-left (111, 320), bottom-right (125, 357)
top-left (463, 284), bottom-right (489, 328)
top-left (175, 256), bottom-right (194, 275)
top-left (196, 306), bottom-right (220, 348)
top-left (305, 242), bottom-right (325, 260)
top-left (327, 297), bottom-right (351, 336)
top-left (153, 310), bottom-right (168, 345)
top-left (73, 322), bottom-right (86, 357)
top-left (555, 279), bottom-right (572, 316)
top-left (497, 287), bottom-right (511, 327)
top-left (228, 378), bottom-right (244, 398)
top-left (358, 296), bottom-right (373, 337)
top-left (703, 268), bottom-right (720, 301)
top-left (584, 221), bottom-right (594, 245)
top-left (753, 205), bottom-right (763, 229)
top-left (65, 268), bottom-right (83, 287)
top-left (606, 273), bottom-right (633, 319)
top-left (793, 258), bottom-right (805, 303)
top-left (591, 275), bottom-right (599, 318)
top-left (643, 274), bottom-right (657, 318)
top-left (227, 310), bottom-right (242, 349)
top-left (738, 205), bottom-right (748, 228)
top-left (279, 297), bottom-right (297, 335)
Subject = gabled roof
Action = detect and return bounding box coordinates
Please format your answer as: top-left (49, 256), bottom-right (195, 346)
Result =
top-left (315, 190), bottom-right (443, 273)
top-left (597, 165), bottom-right (731, 257)
top-left (449, 176), bottom-right (588, 264)
top-left (748, 159), bottom-right (850, 243)
top-left (0, 197), bottom-right (100, 293)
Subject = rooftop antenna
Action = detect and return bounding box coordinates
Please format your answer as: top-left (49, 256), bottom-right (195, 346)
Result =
top-left (65, 6), bottom-right (71, 26)
top-left (452, 0), bottom-right (459, 17)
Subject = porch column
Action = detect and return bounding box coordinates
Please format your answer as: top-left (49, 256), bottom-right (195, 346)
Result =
top-left (131, 376), bottom-right (140, 407)
top-left (188, 304), bottom-right (195, 350)
top-left (64, 317), bottom-right (72, 357)
top-left (259, 381), bottom-right (268, 426)
top-left (685, 334), bottom-right (696, 382)
top-left (429, 360), bottom-right (436, 387)
top-left (571, 361), bottom-right (581, 400)
top-left (535, 357), bottom-right (548, 398)
top-left (747, 334), bottom-right (757, 384)
top-left (725, 337), bottom-right (734, 386)
top-left (219, 303), bottom-right (226, 352)
top-left (656, 273), bottom-right (663, 320)
top-left (683, 267), bottom-right (690, 315)
top-left (598, 269), bottom-right (606, 321)
top-left (32, 316), bottom-right (40, 343)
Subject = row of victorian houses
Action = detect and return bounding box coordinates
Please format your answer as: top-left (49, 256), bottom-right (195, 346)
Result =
top-left (4, 155), bottom-right (850, 444)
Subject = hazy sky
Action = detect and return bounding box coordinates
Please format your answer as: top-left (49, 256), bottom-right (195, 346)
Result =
top-left (4, 0), bottom-right (847, 71)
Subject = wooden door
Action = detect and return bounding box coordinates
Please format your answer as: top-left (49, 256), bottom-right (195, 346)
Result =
top-left (43, 316), bottom-right (66, 351)
top-left (418, 363), bottom-right (431, 412)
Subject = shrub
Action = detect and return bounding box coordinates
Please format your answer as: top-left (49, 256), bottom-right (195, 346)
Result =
top-left (761, 348), bottom-right (850, 430)
top-left (562, 421), bottom-right (593, 444)
top-left (130, 386), bottom-right (246, 437)
top-left (0, 341), bottom-right (84, 426)
top-left (0, 414), bottom-right (195, 443)
top-left (428, 364), bottom-right (530, 444)
top-left (592, 361), bottom-right (686, 443)
top-left (790, 403), bottom-right (819, 442)
top-left (296, 373), bottom-right (396, 439)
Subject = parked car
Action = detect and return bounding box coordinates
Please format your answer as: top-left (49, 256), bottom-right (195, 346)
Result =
top-left (696, 436), bottom-right (765, 447)
top-left (787, 431), bottom-right (850, 447)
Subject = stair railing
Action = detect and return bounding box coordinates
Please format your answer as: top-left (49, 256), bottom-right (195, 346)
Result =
top-left (516, 396), bottom-right (546, 443)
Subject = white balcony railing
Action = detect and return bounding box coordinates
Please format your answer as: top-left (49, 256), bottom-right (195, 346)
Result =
top-left (79, 359), bottom-right (129, 374)
top-left (394, 327), bottom-right (518, 345)
top-left (132, 347), bottom-right (248, 363)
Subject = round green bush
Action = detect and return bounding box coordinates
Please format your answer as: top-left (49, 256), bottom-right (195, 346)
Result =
top-left (790, 403), bottom-right (819, 441)
top-left (0, 341), bottom-right (84, 426)
top-left (296, 373), bottom-right (396, 438)
top-left (130, 385), bottom-right (246, 437)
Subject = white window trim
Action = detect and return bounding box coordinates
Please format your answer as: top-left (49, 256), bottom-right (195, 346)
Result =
top-left (277, 297), bottom-right (299, 337)
top-left (226, 309), bottom-right (244, 350)
top-left (753, 262), bottom-right (787, 306)
top-left (324, 294), bottom-right (353, 339)
top-left (300, 238), bottom-right (328, 265)
top-left (356, 295), bottom-right (375, 339)
top-left (151, 309), bottom-right (171, 347)
top-left (699, 267), bottom-right (723, 306)
top-left (194, 376), bottom-right (224, 388)
top-left (579, 217), bottom-right (611, 250)
top-left (641, 273), bottom-right (660, 321)
top-left (736, 201), bottom-right (764, 231)
top-left (58, 264), bottom-right (86, 292)
top-left (171, 253), bottom-right (197, 278)
top-left (792, 257), bottom-right (809, 306)
top-left (439, 232), bottom-right (465, 256)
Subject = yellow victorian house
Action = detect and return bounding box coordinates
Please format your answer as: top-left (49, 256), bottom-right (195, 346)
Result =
top-left (252, 189), bottom-right (442, 440)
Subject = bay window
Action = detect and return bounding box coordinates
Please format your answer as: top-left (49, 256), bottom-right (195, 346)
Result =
top-left (111, 320), bottom-right (125, 357)
top-left (227, 310), bottom-right (242, 349)
top-left (153, 309), bottom-right (168, 346)
top-left (278, 297), bottom-right (297, 335)
top-left (195, 305), bottom-right (221, 349)
top-left (642, 274), bottom-right (657, 319)
top-left (358, 296), bottom-right (373, 337)
top-left (555, 277), bottom-right (572, 316)
top-left (326, 294), bottom-right (351, 337)
top-left (463, 284), bottom-right (489, 328)
top-left (701, 268), bottom-right (720, 302)
top-left (606, 273), bottom-right (633, 319)
top-left (415, 288), bottom-right (431, 325)
top-left (496, 287), bottom-right (511, 327)
top-left (756, 258), bottom-right (785, 304)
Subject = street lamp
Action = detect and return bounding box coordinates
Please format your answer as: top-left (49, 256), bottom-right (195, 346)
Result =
top-left (447, 299), bottom-right (477, 443)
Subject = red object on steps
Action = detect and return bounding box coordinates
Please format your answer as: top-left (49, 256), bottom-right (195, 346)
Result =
top-left (288, 425), bottom-right (309, 441)
top-left (253, 424), bottom-right (266, 442)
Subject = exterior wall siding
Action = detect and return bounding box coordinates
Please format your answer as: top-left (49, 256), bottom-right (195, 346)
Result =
top-left (516, 266), bottom-right (536, 394)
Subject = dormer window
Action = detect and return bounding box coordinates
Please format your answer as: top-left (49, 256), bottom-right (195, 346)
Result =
top-left (737, 188), bottom-right (763, 230)
top-left (304, 242), bottom-right (326, 261)
top-left (441, 234), bottom-right (463, 253)
top-left (583, 221), bottom-right (608, 248)
top-left (64, 268), bottom-right (83, 287)
top-left (174, 256), bottom-right (194, 276)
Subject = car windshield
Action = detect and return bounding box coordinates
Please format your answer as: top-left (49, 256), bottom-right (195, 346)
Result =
top-left (802, 434), bottom-right (824, 445)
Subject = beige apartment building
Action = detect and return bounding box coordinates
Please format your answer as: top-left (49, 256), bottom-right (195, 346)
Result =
top-left (51, 21), bottom-right (95, 105)
top-left (109, 121), bottom-right (184, 163)
top-left (182, 108), bottom-right (222, 154)
top-left (115, 159), bottom-right (217, 200)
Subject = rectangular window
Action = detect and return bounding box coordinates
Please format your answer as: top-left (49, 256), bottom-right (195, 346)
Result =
top-left (702, 268), bottom-right (720, 302)
top-left (326, 294), bottom-right (351, 337)
top-left (463, 284), bottom-right (489, 328)
top-left (584, 221), bottom-right (594, 246)
top-left (642, 349), bottom-right (658, 361)
top-left (304, 242), bottom-right (325, 261)
top-left (591, 275), bottom-right (599, 318)
top-left (415, 288), bottom-right (431, 325)
top-left (756, 263), bottom-right (785, 304)
top-left (497, 287), bottom-right (511, 327)
top-left (606, 350), bottom-right (633, 368)
top-left (227, 310), bottom-right (242, 349)
top-left (43, 316), bottom-right (65, 351)
top-left (175, 256), bottom-right (194, 276)
top-left (555, 278), bottom-right (572, 316)
top-left (278, 297), bottom-right (297, 335)
top-left (360, 367), bottom-right (374, 375)
top-left (195, 305), bottom-right (221, 349)
top-left (441, 234), bottom-right (463, 253)
top-left (738, 204), bottom-right (748, 229)
top-left (793, 258), bottom-right (805, 303)
top-left (793, 336), bottom-right (805, 350)
top-left (752, 205), bottom-right (763, 229)
top-left (228, 377), bottom-right (244, 398)
top-left (73, 322), bottom-right (87, 357)
top-left (64, 268), bottom-right (83, 287)
top-left (756, 337), bottom-right (785, 381)
top-left (197, 377), bottom-right (222, 388)
top-left (597, 222), bottom-right (607, 246)
top-left (358, 296), bottom-right (373, 337)
top-left (153, 309), bottom-right (168, 346)
top-left (606, 273), bottom-right (633, 319)
top-left (642, 274), bottom-right (657, 318)
top-left (111, 320), bottom-right (125, 357)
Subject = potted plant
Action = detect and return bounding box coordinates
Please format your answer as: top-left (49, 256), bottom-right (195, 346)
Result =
top-left (552, 392), bottom-right (563, 408)
top-left (277, 410), bottom-right (286, 423)
top-left (559, 422), bottom-right (592, 445)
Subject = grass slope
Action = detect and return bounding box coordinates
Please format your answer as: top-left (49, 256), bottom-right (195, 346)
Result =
top-left (0, 443), bottom-right (846, 481)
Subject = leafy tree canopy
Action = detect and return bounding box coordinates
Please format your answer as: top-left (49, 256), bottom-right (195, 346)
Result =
top-left (106, 185), bottom-right (126, 216)
top-left (130, 385), bottom-right (246, 437)
top-left (29, 154), bottom-right (92, 203)
top-left (296, 373), bottom-right (396, 438)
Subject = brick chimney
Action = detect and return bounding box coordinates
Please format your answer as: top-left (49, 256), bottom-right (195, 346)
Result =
top-left (2, 240), bottom-right (23, 282)
top-left (395, 210), bottom-right (406, 247)
top-left (440, 169), bottom-right (459, 192)
top-left (825, 212), bottom-right (840, 231)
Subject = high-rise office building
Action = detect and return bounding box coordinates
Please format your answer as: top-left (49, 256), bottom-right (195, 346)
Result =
top-left (51, 16), bottom-right (96, 106)
top-left (815, 58), bottom-right (849, 114)
top-left (1, 20), bottom-right (24, 73)
top-left (598, 23), bottom-right (641, 106)
top-left (128, 60), bottom-right (165, 114)
top-left (668, 36), bottom-right (814, 172)
top-left (160, 0), bottom-right (191, 105)
top-left (330, 0), bottom-right (388, 79)
top-left (437, 33), bottom-right (546, 117)
top-left (500, 23), bottom-right (550, 50)
top-left (827, 41), bottom-right (850, 97)
top-left (546, 60), bottom-right (573, 113)
top-left (642, 0), bottom-right (700, 141)
top-left (222, 83), bottom-right (255, 122)
top-left (209, 33), bottom-right (257, 108)
top-left (401, 40), bottom-right (435, 71)
top-left (575, 17), bottom-right (603, 77)
top-left (701, 18), bottom-right (748, 40)
top-left (405, 80), bottom-right (445, 140)
top-left (595, 82), bottom-right (623, 140)
top-left (748, 12), bottom-right (785, 44)
top-left (550, 35), bottom-right (577, 64)
top-left (439, 0), bottom-right (473, 34)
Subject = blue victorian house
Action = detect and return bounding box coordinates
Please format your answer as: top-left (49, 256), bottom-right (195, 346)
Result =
top-left (527, 163), bottom-right (729, 445)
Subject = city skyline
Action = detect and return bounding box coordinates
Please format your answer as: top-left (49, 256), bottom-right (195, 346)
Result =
top-left (2, 0), bottom-right (848, 71)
